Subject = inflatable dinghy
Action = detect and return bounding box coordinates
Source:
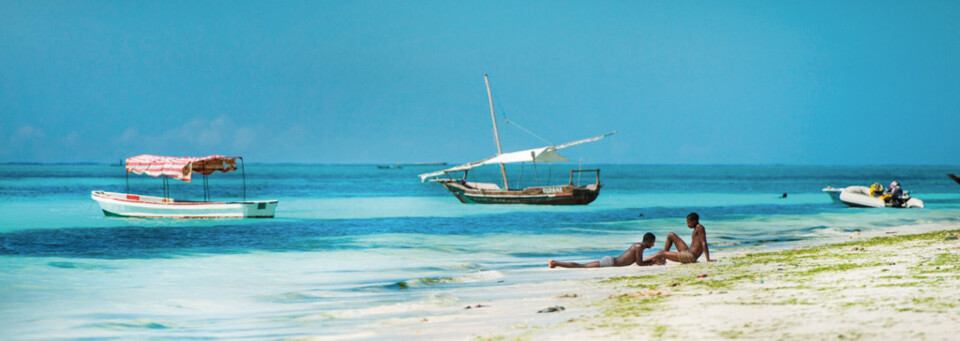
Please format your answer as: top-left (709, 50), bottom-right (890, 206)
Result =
top-left (827, 185), bottom-right (924, 208)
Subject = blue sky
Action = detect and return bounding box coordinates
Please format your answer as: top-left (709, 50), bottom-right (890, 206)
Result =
top-left (1, 1), bottom-right (958, 164)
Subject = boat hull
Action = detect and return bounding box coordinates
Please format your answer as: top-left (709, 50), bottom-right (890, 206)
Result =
top-left (838, 186), bottom-right (885, 208)
top-left (834, 186), bottom-right (924, 209)
top-left (438, 180), bottom-right (600, 205)
top-left (91, 191), bottom-right (278, 218)
top-left (822, 187), bottom-right (843, 204)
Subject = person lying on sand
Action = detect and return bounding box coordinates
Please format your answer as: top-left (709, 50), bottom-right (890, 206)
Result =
top-left (549, 233), bottom-right (663, 268)
top-left (646, 212), bottom-right (712, 264)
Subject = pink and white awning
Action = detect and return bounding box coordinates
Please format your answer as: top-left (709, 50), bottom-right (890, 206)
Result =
top-left (125, 154), bottom-right (238, 182)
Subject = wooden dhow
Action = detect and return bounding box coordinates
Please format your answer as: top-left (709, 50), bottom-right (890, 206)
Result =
top-left (418, 75), bottom-right (615, 205)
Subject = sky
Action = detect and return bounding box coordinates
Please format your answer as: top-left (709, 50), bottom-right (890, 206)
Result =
top-left (1, 1), bottom-right (959, 165)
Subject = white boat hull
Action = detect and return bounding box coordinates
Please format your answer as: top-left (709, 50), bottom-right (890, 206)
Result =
top-left (91, 191), bottom-right (278, 218)
top-left (834, 186), bottom-right (924, 209)
top-left (838, 186), bottom-right (885, 207)
top-left (822, 187), bottom-right (843, 204)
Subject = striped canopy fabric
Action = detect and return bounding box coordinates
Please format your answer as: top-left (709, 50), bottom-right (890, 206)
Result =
top-left (125, 154), bottom-right (238, 182)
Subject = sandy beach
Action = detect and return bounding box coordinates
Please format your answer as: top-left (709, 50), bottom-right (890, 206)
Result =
top-left (354, 225), bottom-right (960, 340)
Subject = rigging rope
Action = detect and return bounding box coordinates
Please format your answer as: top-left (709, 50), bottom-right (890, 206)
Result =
top-left (494, 96), bottom-right (553, 146)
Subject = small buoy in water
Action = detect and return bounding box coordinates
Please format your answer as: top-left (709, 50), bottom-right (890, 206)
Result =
top-left (638, 212), bottom-right (644, 218)
top-left (781, 193), bottom-right (788, 198)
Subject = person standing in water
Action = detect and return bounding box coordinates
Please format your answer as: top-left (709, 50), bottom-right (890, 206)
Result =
top-left (887, 181), bottom-right (904, 207)
top-left (549, 233), bottom-right (662, 268)
top-left (646, 212), bottom-right (712, 264)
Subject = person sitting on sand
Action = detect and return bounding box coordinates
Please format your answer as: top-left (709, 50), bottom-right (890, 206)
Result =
top-left (646, 212), bottom-right (712, 264)
top-left (549, 233), bottom-right (662, 268)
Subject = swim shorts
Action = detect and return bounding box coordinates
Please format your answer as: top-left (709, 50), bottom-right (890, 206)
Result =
top-left (599, 256), bottom-right (614, 267)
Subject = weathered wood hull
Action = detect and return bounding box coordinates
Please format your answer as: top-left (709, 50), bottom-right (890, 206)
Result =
top-left (437, 181), bottom-right (601, 205)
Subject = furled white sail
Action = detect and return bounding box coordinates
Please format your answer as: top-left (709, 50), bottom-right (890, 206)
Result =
top-left (418, 131), bottom-right (615, 182)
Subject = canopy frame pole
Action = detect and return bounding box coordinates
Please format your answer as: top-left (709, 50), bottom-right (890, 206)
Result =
top-left (548, 163), bottom-right (552, 186)
top-left (124, 160), bottom-right (130, 195)
top-left (201, 162), bottom-right (208, 202)
top-left (484, 74), bottom-right (509, 190)
top-left (239, 157), bottom-right (246, 202)
top-left (578, 158), bottom-right (582, 186)
top-left (517, 162), bottom-right (524, 189)
top-left (531, 151), bottom-right (539, 187)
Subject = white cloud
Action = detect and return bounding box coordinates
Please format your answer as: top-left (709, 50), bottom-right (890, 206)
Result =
top-left (112, 116), bottom-right (290, 158)
top-left (118, 127), bottom-right (139, 144)
top-left (62, 132), bottom-right (80, 145)
top-left (233, 127), bottom-right (256, 150)
top-left (0, 126), bottom-right (88, 161)
top-left (1, 126), bottom-right (46, 159)
top-left (11, 125), bottom-right (45, 144)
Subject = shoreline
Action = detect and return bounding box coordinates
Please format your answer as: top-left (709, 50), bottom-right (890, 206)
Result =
top-left (472, 226), bottom-right (960, 340)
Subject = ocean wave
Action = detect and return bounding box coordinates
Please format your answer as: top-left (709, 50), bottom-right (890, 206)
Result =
top-left (389, 270), bottom-right (504, 290)
top-left (85, 319), bottom-right (174, 330)
top-left (46, 261), bottom-right (117, 270)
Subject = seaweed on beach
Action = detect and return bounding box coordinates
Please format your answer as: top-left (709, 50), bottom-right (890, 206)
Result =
top-left (540, 229), bottom-right (960, 340)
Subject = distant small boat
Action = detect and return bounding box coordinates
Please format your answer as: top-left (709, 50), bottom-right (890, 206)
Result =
top-left (418, 75), bottom-right (615, 205)
top-left (91, 155), bottom-right (278, 218)
top-left (377, 162), bottom-right (447, 169)
top-left (824, 185), bottom-right (924, 208)
top-left (377, 163), bottom-right (402, 170)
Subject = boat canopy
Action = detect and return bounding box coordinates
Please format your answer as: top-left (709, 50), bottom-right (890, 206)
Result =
top-left (125, 154), bottom-right (238, 182)
top-left (418, 131), bottom-right (616, 182)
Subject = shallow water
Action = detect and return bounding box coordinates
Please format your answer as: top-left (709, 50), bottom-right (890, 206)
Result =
top-left (2, 164), bottom-right (959, 338)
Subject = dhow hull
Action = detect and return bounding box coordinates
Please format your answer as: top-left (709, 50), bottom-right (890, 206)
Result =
top-left (438, 181), bottom-right (600, 205)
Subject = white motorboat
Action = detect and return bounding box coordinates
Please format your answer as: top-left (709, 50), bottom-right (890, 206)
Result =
top-left (825, 185), bottom-right (924, 209)
top-left (92, 154), bottom-right (278, 218)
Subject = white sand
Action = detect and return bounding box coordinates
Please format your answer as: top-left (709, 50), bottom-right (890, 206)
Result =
top-left (319, 224), bottom-right (960, 340)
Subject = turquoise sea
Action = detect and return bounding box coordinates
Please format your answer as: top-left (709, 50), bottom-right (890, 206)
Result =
top-left (2, 164), bottom-right (960, 339)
